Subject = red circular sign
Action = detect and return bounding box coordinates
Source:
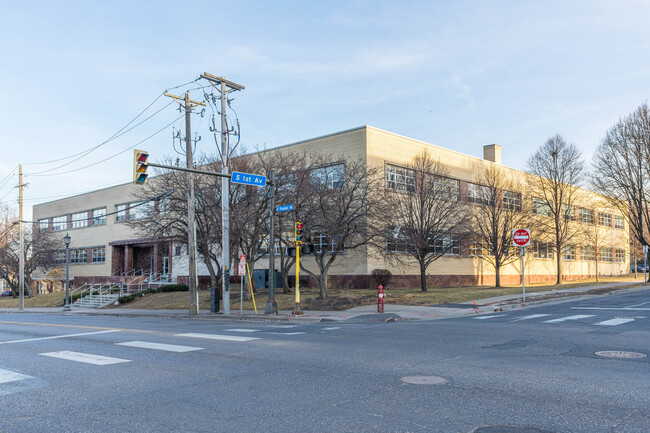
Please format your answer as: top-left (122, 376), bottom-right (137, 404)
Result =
top-left (513, 229), bottom-right (531, 246)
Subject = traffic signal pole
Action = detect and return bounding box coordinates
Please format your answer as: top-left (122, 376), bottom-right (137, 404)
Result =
top-left (265, 169), bottom-right (278, 314)
top-left (293, 222), bottom-right (303, 315)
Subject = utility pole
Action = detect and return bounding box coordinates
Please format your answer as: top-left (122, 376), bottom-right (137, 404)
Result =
top-left (164, 91), bottom-right (205, 315)
top-left (200, 73), bottom-right (245, 316)
top-left (18, 164), bottom-right (24, 311)
top-left (266, 169), bottom-right (278, 314)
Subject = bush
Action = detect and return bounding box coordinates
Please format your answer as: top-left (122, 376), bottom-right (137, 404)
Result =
top-left (116, 284), bottom-right (189, 305)
top-left (158, 284), bottom-right (189, 293)
top-left (371, 269), bottom-right (392, 288)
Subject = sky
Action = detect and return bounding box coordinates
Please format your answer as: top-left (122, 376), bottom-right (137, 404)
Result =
top-left (1, 0), bottom-right (649, 220)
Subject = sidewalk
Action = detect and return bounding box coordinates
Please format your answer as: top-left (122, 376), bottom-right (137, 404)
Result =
top-left (0, 281), bottom-right (646, 322)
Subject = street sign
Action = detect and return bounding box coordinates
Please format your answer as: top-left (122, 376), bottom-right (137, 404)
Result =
top-left (231, 171), bottom-right (267, 186)
top-left (238, 255), bottom-right (246, 276)
top-left (513, 229), bottom-right (531, 247)
top-left (276, 204), bottom-right (294, 213)
top-left (644, 245), bottom-right (648, 254)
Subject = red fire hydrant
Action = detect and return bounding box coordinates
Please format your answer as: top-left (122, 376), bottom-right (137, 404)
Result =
top-left (377, 284), bottom-right (384, 313)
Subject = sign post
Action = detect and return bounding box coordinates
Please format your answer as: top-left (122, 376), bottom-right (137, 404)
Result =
top-left (513, 229), bottom-right (531, 302)
top-left (239, 255), bottom-right (246, 315)
top-left (644, 245), bottom-right (648, 284)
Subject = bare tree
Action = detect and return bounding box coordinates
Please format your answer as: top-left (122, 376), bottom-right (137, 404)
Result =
top-left (469, 165), bottom-right (530, 287)
top-left (526, 134), bottom-right (584, 285)
top-left (592, 103), bottom-right (650, 278)
top-left (385, 150), bottom-right (468, 292)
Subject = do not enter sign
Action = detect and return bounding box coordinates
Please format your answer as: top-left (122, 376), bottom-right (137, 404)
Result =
top-left (513, 229), bottom-right (531, 246)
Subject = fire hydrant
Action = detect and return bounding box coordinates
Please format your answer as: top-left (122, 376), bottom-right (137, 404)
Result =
top-left (377, 284), bottom-right (385, 313)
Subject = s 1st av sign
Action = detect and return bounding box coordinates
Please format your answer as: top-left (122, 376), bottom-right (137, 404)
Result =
top-left (231, 171), bottom-right (267, 187)
top-left (276, 204), bottom-right (294, 213)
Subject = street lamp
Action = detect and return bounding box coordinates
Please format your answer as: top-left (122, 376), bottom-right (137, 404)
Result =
top-left (63, 233), bottom-right (71, 312)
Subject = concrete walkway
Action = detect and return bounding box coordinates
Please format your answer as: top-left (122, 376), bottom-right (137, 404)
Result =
top-left (0, 281), bottom-right (646, 322)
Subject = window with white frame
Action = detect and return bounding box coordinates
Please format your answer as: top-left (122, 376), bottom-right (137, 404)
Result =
top-left (386, 164), bottom-right (415, 192)
top-left (433, 234), bottom-right (460, 255)
top-left (128, 201), bottom-right (153, 220)
top-left (600, 247), bottom-right (613, 262)
top-left (38, 219), bottom-right (49, 232)
top-left (70, 248), bottom-right (87, 264)
top-left (470, 241), bottom-right (491, 257)
top-left (53, 250), bottom-right (66, 265)
top-left (116, 204), bottom-right (127, 222)
top-left (503, 191), bottom-right (521, 211)
top-left (614, 215), bottom-right (625, 230)
top-left (532, 198), bottom-right (552, 217)
top-left (71, 211), bottom-right (88, 229)
top-left (312, 232), bottom-right (341, 254)
top-left (614, 248), bottom-right (625, 263)
top-left (562, 204), bottom-right (575, 221)
top-left (598, 212), bottom-right (612, 227)
top-left (533, 241), bottom-right (554, 259)
top-left (428, 175), bottom-right (460, 201)
top-left (467, 183), bottom-right (493, 206)
top-left (52, 216), bottom-right (67, 231)
top-left (158, 198), bottom-right (170, 215)
top-left (387, 226), bottom-right (410, 253)
top-left (92, 208), bottom-right (106, 225)
top-left (579, 207), bottom-right (594, 224)
top-left (562, 245), bottom-right (576, 260)
top-left (92, 247), bottom-right (106, 263)
top-left (580, 245), bottom-right (595, 261)
top-left (310, 164), bottom-right (344, 189)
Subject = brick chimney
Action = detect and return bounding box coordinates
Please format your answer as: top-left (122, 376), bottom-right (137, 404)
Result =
top-left (483, 144), bottom-right (501, 164)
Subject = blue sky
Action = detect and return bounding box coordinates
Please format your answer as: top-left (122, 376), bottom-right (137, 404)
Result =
top-left (1, 0), bottom-right (649, 219)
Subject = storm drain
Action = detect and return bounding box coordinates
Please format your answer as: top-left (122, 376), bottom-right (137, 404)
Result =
top-left (473, 427), bottom-right (554, 433)
top-left (400, 375), bottom-right (447, 385)
top-left (595, 351), bottom-right (646, 359)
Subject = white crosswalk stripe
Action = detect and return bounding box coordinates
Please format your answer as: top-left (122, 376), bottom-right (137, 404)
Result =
top-left (542, 315), bottom-right (595, 324)
top-left (474, 315), bottom-right (504, 320)
top-left (176, 333), bottom-right (259, 342)
top-left (40, 351), bottom-right (131, 365)
top-left (595, 318), bottom-right (636, 326)
top-left (116, 341), bottom-right (203, 352)
top-left (224, 329), bottom-right (260, 333)
top-left (0, 369), bottom-right (32, 384)
top-left (509, 314), bottom-right (551, 322)
top-left (270, 332), bottom-right (305, 335)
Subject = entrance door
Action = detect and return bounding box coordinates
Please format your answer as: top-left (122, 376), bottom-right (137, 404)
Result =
top-left (162, 255), bottom-right (169, 282)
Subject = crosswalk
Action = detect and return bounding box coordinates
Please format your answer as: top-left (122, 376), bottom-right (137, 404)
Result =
top-left (472, 312), bottom-right (645, 327)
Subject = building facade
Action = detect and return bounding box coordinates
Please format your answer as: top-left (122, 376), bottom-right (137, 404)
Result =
top-left (32, 126), bottom-right (629, 289)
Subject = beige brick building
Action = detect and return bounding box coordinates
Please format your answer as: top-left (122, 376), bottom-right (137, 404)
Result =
top-left (32, 126), bottom-right (629, 290)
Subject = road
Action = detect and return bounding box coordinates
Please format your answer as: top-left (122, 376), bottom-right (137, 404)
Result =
top-left (0, 288), bottom-right (648, 433)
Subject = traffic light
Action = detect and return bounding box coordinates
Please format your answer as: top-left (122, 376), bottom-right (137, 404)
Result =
top-left (295, 222), bottom-right (303, 243)
top-left (133, 149), bottom-right (149, 184)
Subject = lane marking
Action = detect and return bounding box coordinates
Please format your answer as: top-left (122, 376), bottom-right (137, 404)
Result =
top-left (595, 318), bottom-right (636, 326)
top-left (224, 329), bottom-right (259, 333)
top-left (626, 301), bottom-right (650, 308)
top-left (323, 327), bottom-right (341, 330)
top-left (0, 320), bottom-right (160, 334)
top-left (270, 332), bottom-right (305, 335)
top-left (115, 341), bottom-right (203, 352)
top-left (473, 315), bottom-right (503, 320)
top-left (176, 333), bottom-right (259, 342)
top-left (269, 325), bottom-right (297, 328)
top-left (543, 315), bottom-right (595, 323)
top-left (0, 369), bottom-right (32, 384)
top-left (572, 307), bottom-right (650, 311)
top-left (0, 330), bottom-right (120, 345)
top-left (509, 314), bottom-right (551, 322)
top-left (40, 351), bottom-right (131, 365)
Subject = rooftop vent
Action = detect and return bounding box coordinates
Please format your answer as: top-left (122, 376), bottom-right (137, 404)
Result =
top-left (483, 144), bottom-right (501, 164)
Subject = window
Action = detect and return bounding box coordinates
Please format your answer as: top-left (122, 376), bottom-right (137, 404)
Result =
top-left (503, 191), bottom-right (521, 211)
top-left (562, 245), bottom-right (576, 261)
top-left (533, 241), bottom-right (554, 259)
top-left (429, 176), bottom-right (460, 201)
top-left (614, 248), bottom-right (625, 263)
top-left (92, 247), bottom-right (105, 263)
top-left (116, 204), bottom-right (127, 222)
top-left (38, 219), bottom-right (49, 233)
top-left (52, 216), bottom-right (67, 231)
top-left (71, 211), bottom-right (88, 229)
top-left (53, 251), bottom-right (66, 265)
top-left (471, 241), bottom-right (491, 257)
top-left (92, 208), bottom-right (106, 225)
top-left (386, 164), bottom-right (415, 192)
top-left (580, 246), bottom-right (595, 261)
top-left (433, 234), bottom-right (460, 255)
top-left (312, 232), bottom-right (341, 254)
top-left (614, 215), bottom-right (625, 230)
top-left (562, 204), bottom-right (575, 221)
top-left (70, 248), bottom-right (87, 264)
top-left (600, 247), bottom-right (613, 262)
top-left (532, 198), bottom-right (552, 217)
top-left (579, 208), bottom-right (594, 224)
top-left (467, 183), bottom-right (493, 206)
top-left (310, 164), bottom-right (344, 189)
top-left (387, 226), bottom-right (410, 253)
top-left (158, 198), bottom-right (170, 215)
top-left (598, 212), bottom-right (612, 227)
top-left (175, 245), bottom-right (182, 256)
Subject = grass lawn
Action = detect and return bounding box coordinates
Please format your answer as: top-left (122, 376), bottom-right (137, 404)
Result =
top-left (1, 274), bottom-right (643, 311)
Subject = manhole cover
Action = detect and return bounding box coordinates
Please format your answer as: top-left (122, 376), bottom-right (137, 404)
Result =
top-left (473, 427), bottom-right (554, 433)
top-left (595, 351), bottom-right (646, 359)
top-left (400, 375), bottom-right (447, 385)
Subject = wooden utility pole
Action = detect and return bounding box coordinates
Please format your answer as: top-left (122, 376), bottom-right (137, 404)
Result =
top-left (18, 164), bottom-right (24, 311)
top-left (164, 91), bottom-right (205, 315)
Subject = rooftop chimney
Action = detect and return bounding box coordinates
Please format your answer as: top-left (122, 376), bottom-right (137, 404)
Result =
top-left (483, 144), bottom-right (501, 164)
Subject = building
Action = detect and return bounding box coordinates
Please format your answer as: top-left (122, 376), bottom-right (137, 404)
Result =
top-left (31, 126), bottom-right (629, 290)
